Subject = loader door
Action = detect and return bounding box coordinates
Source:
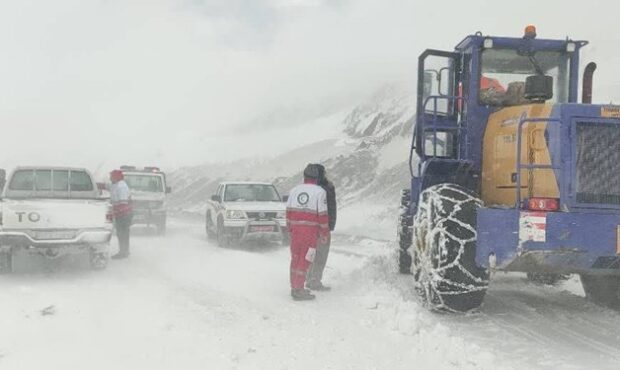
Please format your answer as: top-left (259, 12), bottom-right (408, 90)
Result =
top-left (410, 50), bottom-right (471, 204)
top-left (415, 50), bottom-right (462, 161)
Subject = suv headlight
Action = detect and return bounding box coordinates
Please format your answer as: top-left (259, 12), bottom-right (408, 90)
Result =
top-left (275, 211), bottom-right (286, 219)
top-left (226, 210), bottom-right (247, 219)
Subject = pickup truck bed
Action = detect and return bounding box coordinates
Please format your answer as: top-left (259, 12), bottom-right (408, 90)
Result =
top-left (0, 167), bottom-right (113, 273)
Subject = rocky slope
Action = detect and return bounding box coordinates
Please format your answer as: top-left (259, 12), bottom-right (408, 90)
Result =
top-left (167, 84), bottom-right (416, 238)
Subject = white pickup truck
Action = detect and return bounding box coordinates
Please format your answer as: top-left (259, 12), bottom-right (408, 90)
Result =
top-left (0, 167), bottom-right (113, 273)
top-left (205, 182), bottom-right (288, 246)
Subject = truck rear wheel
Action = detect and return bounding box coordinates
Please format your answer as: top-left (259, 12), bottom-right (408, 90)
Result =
top-left (0, 251), bottom-right (13, 274)
top-left (398, 189), bottom-right (413, 274)
top-left (580, 274), bottom-right (620, 309)
top-left (412, 183), bottom-right (489, 312)
top-left (156, 219), bottom-right (167, 236)
top-left (281, 231), bottom-right (290, 246)
top-left (89, 250), bottom-right (108, 270)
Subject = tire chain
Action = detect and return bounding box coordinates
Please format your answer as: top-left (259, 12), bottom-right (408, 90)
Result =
top-left (412, 183), bottom-right (489, 312)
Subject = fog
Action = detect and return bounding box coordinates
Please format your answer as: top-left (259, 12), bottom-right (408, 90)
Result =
top-left (2, 3), bottom-right (620, 369)
top-left (1, 0), bottom-right (619, 170)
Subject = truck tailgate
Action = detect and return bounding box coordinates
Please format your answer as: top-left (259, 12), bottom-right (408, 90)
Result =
top-left (1, 198), bottom-right (110, 230)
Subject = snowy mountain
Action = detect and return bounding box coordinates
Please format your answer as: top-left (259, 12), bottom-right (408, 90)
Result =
top-left (167, 84), bottom-right (416, 239)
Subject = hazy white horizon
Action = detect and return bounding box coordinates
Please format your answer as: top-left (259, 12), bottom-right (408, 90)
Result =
top-left (1, 0), bottom-right (619, 171)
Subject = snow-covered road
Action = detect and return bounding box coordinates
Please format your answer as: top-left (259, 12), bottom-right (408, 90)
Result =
top-left (1, 218), bottom-right (619, 370)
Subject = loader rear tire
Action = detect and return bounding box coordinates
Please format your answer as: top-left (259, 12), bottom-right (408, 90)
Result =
top-left (526, 272), bottom-right (568, 286)
top-left (580, 274), bottom-right (620, 309)
top-left (398, 189), bottom-right (413, 274)
top-left (412, 183), bottom-right (489, 313)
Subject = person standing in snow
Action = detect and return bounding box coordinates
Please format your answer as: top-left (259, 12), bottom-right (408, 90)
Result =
top-left (109, 170), bottom-right (133, 259)
top-left (306, 164), bottom-right (336, 291)
top-left (286, 164), bottom-right (330, 301)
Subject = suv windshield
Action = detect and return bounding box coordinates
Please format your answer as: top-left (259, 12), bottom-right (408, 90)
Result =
top-left (480, 49), bottom-right (570, 106)
top-left (224, 184), bottom-right (280, 202)
top-left (124, 174), bottom-right (164, 193)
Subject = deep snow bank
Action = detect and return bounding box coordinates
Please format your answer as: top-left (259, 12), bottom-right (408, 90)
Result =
top-left (338, 241), bottom-right (508, 370)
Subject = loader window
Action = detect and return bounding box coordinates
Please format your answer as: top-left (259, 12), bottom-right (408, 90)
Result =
top-left (480, 49), bottom-right (569, 106)
top-left (422, 55), bottom-right (457, 115)
top-left (424, 131), bottom-right (456, 158)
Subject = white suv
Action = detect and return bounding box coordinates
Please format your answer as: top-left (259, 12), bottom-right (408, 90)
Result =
top-left (205, 182), bottom-right (287, 246)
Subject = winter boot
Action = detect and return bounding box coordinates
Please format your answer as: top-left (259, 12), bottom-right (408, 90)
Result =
top-left (306, 281), bottom-right (331, 291)
top-left (291, 288), bottom-right (315, 301)
top-left (111, 252), bottom-right (129, 260)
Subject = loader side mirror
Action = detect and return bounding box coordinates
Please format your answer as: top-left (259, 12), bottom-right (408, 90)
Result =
top-left (211, 195), bottom-right (222, 202)
top-left (524, 75), bottom-right (553, 102)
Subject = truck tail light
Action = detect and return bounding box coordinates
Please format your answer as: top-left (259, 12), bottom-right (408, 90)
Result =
top-left (527, 197), bottom-right (559, 211)
top-left (106, 206), bottom-right (114, 223)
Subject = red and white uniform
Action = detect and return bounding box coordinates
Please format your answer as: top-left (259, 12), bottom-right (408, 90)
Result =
top-left (286, 180), bottom-right (329, 290)
top-left (110, 179), bottom-right (133, 219)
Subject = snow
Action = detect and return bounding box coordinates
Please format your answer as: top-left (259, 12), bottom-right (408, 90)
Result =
top-left (1, 218), bottom-right (620, 369)
top-left (376, 135), bottom-right (410, 172)
top-left (336, 201), bottom-right (397, 240)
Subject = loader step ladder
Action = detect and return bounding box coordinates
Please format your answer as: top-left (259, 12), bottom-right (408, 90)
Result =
top-left (515, 116), bottom-right (562, 208)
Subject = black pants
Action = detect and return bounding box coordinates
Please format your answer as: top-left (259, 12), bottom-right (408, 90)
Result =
top-left (115, 215), bottom-right (132, 255)
top-left (307, 234), bottom-right (331, 285)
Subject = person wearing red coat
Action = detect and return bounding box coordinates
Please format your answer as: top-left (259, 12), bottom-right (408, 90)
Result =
top-left (286, 164), bottom-right (329, 301)
top-left (109, 170), bottom-right (133, 259)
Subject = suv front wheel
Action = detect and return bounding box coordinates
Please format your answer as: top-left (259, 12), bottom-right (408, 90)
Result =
top-left (216, 218), bottom-right (232, 247)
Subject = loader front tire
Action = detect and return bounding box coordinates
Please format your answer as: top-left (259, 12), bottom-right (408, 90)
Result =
top-left (412, 183), bottom-right (489, 313)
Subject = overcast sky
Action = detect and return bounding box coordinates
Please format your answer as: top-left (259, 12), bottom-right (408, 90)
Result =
top-left (1, 0), bottom-right (619, 171)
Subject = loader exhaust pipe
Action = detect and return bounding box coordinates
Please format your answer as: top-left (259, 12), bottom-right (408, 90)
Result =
top-left (582, 62), bottom-right (597, 104)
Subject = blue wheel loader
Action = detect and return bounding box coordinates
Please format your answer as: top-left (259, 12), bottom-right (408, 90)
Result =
top-left (398, 26), bottom-right (620, 312)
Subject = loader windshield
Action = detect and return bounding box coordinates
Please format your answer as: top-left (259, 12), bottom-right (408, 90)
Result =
top-left (479, 49), bottom-right (569, 106)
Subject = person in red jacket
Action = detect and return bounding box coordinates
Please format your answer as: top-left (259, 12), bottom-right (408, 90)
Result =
top-left (109, 170), bottom-right (133, 259)
top-left (479, 75), bottom-right (506, 105)
top-left (286, 164), bottom-right (329, 301)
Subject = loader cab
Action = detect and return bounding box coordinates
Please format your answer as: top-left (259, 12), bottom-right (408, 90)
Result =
top-left (411, 28), bottom-right (587, 195)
